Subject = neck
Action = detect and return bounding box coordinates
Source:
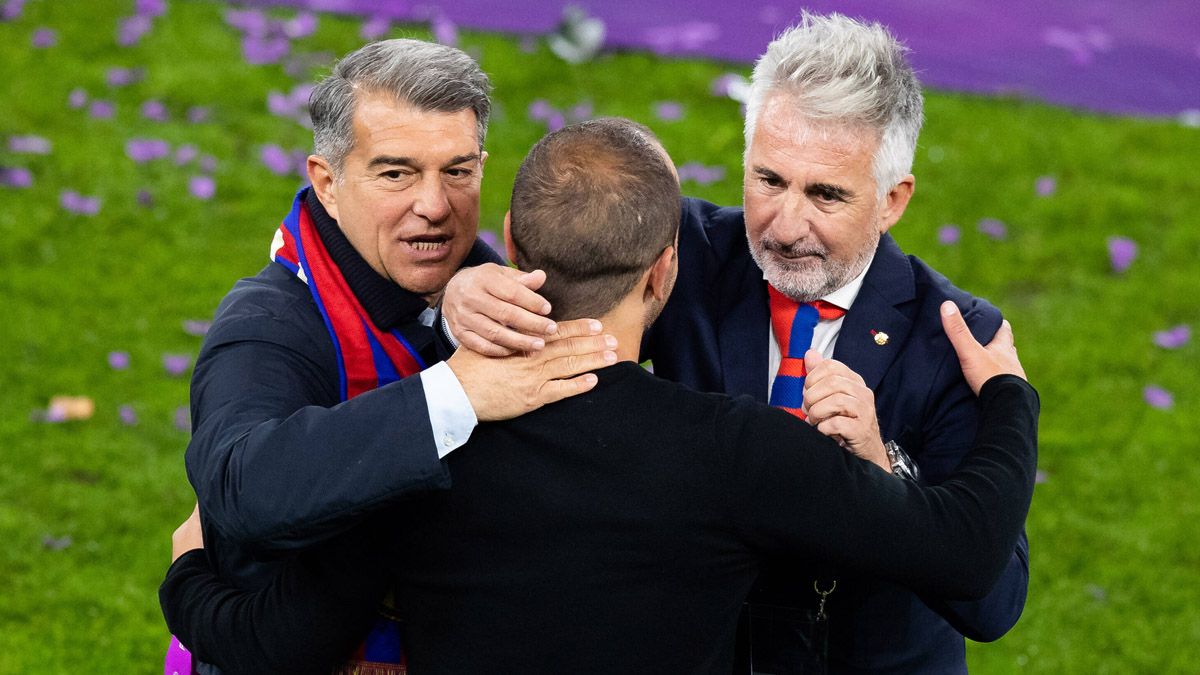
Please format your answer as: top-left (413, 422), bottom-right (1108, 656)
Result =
top-left (593, 295), bottom-right (651, 364)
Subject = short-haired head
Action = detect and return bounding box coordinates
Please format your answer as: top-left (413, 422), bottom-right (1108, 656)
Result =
top-left (509, 118), bottom-right (681, 321)
top-left (744, 12), bottom-right (924, 197)
top-left (310, 39), bottom-right (492, 176)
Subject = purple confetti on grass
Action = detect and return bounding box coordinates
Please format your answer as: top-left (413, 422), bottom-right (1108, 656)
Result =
top-left (8, 135), bottom-right (51, 154)
top-left (1143, 385), bottom-right (1174, 410)
top-left (569, 101), bottom-right (593, 122)
top-left (710, 73), bottom-right (749, 101)
top-left (60, 190), bottom-right (101, 215)
top-left (1107, 236), bottom-right (1137, 273)
top-left (978, 218), bottom-right (1008, 240)
top-left (136, 189), bottom-right (154, 207)
top-left (431, 14), bottom-right (458, 46)
top-left (174, 144), bottom-right (197, 165)
top-left (107, 351), bottom-right (130, 370)
top-left (478, 230), bottom-right (499, 250)
top-left (242, 36), bottom-right (290, 65)
top-left (199, 155), bottom-right (217, 173)
top-left (677, 162), bottom-right (726, 185)
top-left (260, 144), bottom-right (293, 175)
top-left (2, 0), bottom-right (26, 21)
top-left (182, 319), bottom-right (210, 337)
top-left (31, 27), bottom-right (56, 47)
top-left (118, 405), bottom-right (138, 426)
top-left (1034, 469), bottom-right (1049, 484)
top-left (186, 106), bottom-right (210, 124)
top-left (654, 101), bottom-right (684, 121)
top-left (225, 8), bottom-right (267, 36)
top-left (528, 99), bottom-right (554, 121)
top-left (1153, 325), bottom-right (1191, 349)
top-left (141, 100), bottom-right (168, 121)
top-left (283, 12), bottom-right (317, 39)
top-left (68, 88), bottom-right (88, 109)
top-left (0, 167), bottom-right (33, 188)
top-left (545, 111), bottom-right (566, 132)
top-left (126, 138), bottom-right (170, 163)
top-left (106, 67), bottom-right (140, 87)
top-left (174, 406), bottom-right (191, 432)
top-left (89, 100), bottom-right (115, 119)
top-left (188, 175), bottom-right (215, 200)
top-left (136, 0), bottom-right (165, 17)
top-left (1035, 175), bottom-right (1057, 197)
top-left (162, 353), bottom-right (191, 377)
top-left (42, 535), bottom-right (73, 551)
top-left (360, 15), bottom-right (390, 40)
top-left (937, 224), bottom-right (961, 245)
top-left (117, 15), bottom-right (152, 46)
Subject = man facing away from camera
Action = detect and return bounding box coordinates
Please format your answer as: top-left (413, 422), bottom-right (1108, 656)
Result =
top-left (162, 117), bottom-right (1039, 675)
top-left (445, 13), bottom-right (1030, 674)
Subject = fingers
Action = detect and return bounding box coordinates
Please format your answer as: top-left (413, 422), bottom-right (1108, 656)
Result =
top-left (990, 319), bottom-right (1014, 349)
top-left (517, 269), bottom-right (548, 292)
top-left (940, 301), bottom-right (981, 359)
top-left (805, 392), bottom-right (867, 425)
top-left (460, 314), bottom-right (547, 355)
top-left (539, 334), bottom-right (619, 379)
top-left (546, 318), bottom-right (604, 342)
top-left (458, 330), bottom-right (519, 357)
top-left (536, 372), bottom-right (601, 406)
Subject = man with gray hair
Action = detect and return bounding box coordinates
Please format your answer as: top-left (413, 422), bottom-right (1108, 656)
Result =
top-left (177, 38), bottom-right (613, 673)
top-left (446, 12), bottom-right (1028, 674)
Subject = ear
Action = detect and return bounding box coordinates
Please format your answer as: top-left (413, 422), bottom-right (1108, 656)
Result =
top-left (502, 211), bottom-right (518, 263)
top-left (645, 245), bottom-right (677, 303)
top-left (479, 150), bottom-right (489, 170)
top-left (877, 174), bottom-right (915, 235)
top-left (307, 155), bottom-right (340, 221)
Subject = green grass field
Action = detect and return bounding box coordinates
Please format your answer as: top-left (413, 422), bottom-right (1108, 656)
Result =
top-left (2, 1), bottom-right (1198, 672)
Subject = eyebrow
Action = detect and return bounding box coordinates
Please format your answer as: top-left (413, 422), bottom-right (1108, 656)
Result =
top-left (366, 153), bottom-right (481, 170)
top-left (753, 166), bottom-right (783, 181)
top-left (806, 182), bottom-right (853, 201)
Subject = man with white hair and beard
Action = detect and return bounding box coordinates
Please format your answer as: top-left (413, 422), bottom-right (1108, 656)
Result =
top-left (445, 13), bottom-right (1029, 674)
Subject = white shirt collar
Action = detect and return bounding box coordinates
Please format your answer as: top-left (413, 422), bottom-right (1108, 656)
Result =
top-left (762, 251), bottom-right (875, 311)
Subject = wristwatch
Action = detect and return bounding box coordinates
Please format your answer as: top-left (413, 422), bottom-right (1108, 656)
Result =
top-left (884, 440), bottom-right (921, 482)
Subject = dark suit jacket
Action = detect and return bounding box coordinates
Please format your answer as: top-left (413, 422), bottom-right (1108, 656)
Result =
top-left (642, 198), bottom-right (1030, 673)
top-left (161, 364), bottom-right (1039, 675)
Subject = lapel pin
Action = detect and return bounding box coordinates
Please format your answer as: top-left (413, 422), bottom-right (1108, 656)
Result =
top-left (870, 330), bottom-right (889, 346)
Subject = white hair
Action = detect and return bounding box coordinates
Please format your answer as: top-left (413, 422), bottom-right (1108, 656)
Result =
top-left (744, 12), bottom-right (924, 198)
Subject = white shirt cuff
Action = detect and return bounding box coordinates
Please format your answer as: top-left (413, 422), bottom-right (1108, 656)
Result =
top-left (420, 361), bottom-right (477, 459)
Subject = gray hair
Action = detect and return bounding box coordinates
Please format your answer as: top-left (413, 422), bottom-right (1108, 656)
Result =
top-left (310, 39), bottom-right (492, 175)
top-left (744, 13), bottom-right (924, 197)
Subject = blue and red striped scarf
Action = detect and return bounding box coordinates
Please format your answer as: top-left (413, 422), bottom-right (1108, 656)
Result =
top-left (271, 187), bottom-right (422, 673)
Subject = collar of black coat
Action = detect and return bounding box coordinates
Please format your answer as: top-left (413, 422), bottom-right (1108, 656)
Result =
top-left (304, 188), bottom-right (499, 331)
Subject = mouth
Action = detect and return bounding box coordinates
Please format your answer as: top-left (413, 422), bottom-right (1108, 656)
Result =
top-left (401, 235), bottom-right (451, 253)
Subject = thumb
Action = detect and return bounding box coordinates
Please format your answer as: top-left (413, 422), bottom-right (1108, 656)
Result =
top-left (804, 349), bottom-right (824, 372)
top-left (940, 301), bottom-right (979, 357)
top-left (989, 319), bottom-right (1014, 350)
top-left (518, 268), bottom-right (547, 291)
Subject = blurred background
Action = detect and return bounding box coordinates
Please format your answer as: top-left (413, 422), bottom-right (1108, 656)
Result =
top-left (1, 1), bottom-right (1197, 672)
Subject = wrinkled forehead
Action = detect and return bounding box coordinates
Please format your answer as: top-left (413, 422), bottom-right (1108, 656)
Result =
top-left (753, 92), bottom-right (879, 158)
top-left (348, 92), bottom-right (481, 159)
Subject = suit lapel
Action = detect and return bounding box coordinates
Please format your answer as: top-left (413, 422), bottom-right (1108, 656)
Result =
top-left (718, 244), bottom-right (771, 403)
top-left (833, 235), bottom-right (916, 391)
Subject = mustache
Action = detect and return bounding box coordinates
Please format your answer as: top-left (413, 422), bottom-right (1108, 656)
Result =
top-left (759, 237), bottom-right (827, 258)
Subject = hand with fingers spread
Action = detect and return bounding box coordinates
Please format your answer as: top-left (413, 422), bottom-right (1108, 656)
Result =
top-left (801, 350), bottom-right (891, 473)
top-left (446, 318), bottom-right (617, 422)
top-left (939, 301), bottom-right (1026, 394)
top-left (442, 263), bottom-right (559, 356)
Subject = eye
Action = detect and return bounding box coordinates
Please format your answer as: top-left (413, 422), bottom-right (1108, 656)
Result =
top-left (758, 173), bottom-right (785, 189)
top-left (381, 170), bottom-right (411, 180)
top-left (445, 167), bottom-right (473, 179)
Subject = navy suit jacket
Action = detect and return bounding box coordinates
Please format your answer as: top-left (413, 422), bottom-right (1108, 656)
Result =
top-left (643, 198), bottom-right (1029, 673)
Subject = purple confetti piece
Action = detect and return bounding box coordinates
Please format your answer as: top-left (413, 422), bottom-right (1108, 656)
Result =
top-left (478, 230), bottom-right (499, 250)
top-left (431, 14), bottom-right (458, 46)
top-left (89, 100), bottom-right (115, 119)
top-left (545, 111), bottom-right (566, 132)
top-left (8, 134), bottom-right (51, 154)
top-left (162, 353), bottom-right (191, 377)
top-left (2, 0), bottom-right (26, 21)
top-left (117, 15), bottom-right (152, 46)
top-left (136, 188), bottom-right (154, 207)
top-left (654, 101), bottom-right (684, 121)
top-left (1143, 385), bottom-right (1174, 410)
top-left (141, 99), bottom-right (168, 121)
top-left (1153, 324), bottom-right (1191, 349)
top-left (569, 101), bottom-right (593, 122)
top-left (135, 0), bottom-right (165, 17)
top-left (173, 143), bottom-right (197, 165)
top-left (937, 224), bottom-right (961, 245)
top-left (1034, 469), bottom-right (1049, 484)
top-left (60, 190), bottom-right (101, 215)
top-left (107, 351), bottom-right (131, 370)
top-left (225, 8), bottom-right (267, 37)
top-left (242, 35), bottom-right (290, 65)
top-left (31, 27), bottom-right (56, 47)
top-left (118, 405), bottom-right (138, 426)
top-left (125, 138), bottom-right (170, 163)
top-left (360, 15), bottom-right (390, 40)
top-left (186, 106), bottom-right (210, 124)
top-left (105, 67), bottom-right (140, 87)
top-left (199, 155), bottom-right (217, 173)
top-left (174, 405), bottom-right (191, 432)
top-left (42, 534), bottom-right (73, 550)
top-left (977, 218), bottom-right (1008, 240)
top-left (283, 12), bottom-right (317, 39)
top-left (528, 99), bottom-right (555, 122)
top-left (1035, 175), bottom-right (1057, 197)
top-left (519, 35), bottom-right (538, 53)
top-left (182, 319), bottom-right (211, 337)
top-left (68, 88), bottom-right (88, 109)
top-left (677, 162), bottom-right (726, 185)
top-left (260, 144), bottom-right (293, 176)
top-left (1107, 236), bottom-right (1137, 273)
top-left (188, 175), bottom-right (215, 200)
top-left (710, 73), bottom-right (749, 101)
top-left (292, 149), bottom-right (310, 179)
top-left (0, 167), bottom-right (33, 188)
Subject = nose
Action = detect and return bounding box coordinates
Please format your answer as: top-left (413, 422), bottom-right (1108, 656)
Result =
top-left (770, 189), bottom-right (813, 243)
top-left (412, 174), bottom-right (452, 223)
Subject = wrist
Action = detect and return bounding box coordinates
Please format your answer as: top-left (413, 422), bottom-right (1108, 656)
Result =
top-left (884, 440), bottom-right (921, 481)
